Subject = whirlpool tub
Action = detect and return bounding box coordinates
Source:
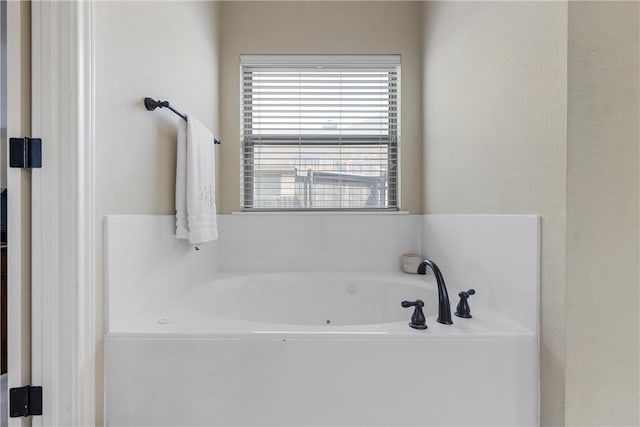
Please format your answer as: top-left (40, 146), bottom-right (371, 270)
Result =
top-left (105, 271), bottom-right (538, 426)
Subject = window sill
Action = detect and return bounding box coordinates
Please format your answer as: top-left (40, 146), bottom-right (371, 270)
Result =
top-left (232, 210), bottom-right (410, 215)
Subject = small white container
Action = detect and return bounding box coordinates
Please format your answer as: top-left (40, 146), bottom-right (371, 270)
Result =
top-left (402, 253), bottom-right (423, 274)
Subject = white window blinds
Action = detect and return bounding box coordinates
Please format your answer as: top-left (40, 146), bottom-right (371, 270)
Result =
top-left (241, 55), bottom-right (400, 211)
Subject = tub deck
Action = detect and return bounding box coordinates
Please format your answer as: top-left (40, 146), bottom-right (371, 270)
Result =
top-left (107, 270), bottom-right (534, 339)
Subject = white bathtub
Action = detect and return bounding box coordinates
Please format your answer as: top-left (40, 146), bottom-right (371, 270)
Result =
top-left (106, 271), bottom-right (538, 426)
top-left (187, 271), bottom-right (439, 327)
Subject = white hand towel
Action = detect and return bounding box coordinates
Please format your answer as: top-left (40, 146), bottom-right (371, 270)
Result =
top-left (175, 120), bottom-right (189, 240)
top-left (175, 115), bottom-right (218, 245)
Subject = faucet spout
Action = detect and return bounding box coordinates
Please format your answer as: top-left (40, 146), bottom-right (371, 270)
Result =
top-left (417, 259), bottom-right (453, 325)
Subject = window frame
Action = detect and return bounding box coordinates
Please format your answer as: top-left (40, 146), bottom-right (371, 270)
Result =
top-left (241, 55), bottom-right (400, 212)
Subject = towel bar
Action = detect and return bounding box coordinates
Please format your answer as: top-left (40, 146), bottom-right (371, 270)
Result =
top-left (144, 97), bottom-right (221, 145)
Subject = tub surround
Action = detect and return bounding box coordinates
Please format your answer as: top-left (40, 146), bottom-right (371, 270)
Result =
top-left (104, 216), bottom-right (219, 333)
top-left (104, 214), bottom-right (539, 426)
top-left (219, 213), bottom-right (422, 272)
top-left (422, 215), bottom-right (539, 333)
top-left (106, 214), bottom-right (539, 333)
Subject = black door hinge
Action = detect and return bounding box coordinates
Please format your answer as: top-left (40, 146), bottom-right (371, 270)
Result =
top-left (9, 385), bottom-right (43, 417)
top-left (9, 137), bottom-right (42, 168)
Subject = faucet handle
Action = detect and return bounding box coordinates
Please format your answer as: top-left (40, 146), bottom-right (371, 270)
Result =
top-left (401, 299), bottom-right (424, 308)
top-left (455, 289), bottom-right (476, 318)
top-left (401, 299), bottom-right (427, 330)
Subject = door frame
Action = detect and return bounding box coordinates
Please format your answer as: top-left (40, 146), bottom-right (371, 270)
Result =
top-left (6, 1), bottom-right (32, 425)
top-left (30, 1), bottom-right (96, 426)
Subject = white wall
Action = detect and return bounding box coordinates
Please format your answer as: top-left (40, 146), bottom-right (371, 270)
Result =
top-left (421, 2), bottom-right (568, 424)
top-left (219, 1), bottom-right (424, 213)
top-left (94, 2), bottom-right (220, 424)
top-left (565, 2), bottom-right (639, 425)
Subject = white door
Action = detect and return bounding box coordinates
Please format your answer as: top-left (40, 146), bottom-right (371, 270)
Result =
top-left (6, 1), bottom-right (33, 426)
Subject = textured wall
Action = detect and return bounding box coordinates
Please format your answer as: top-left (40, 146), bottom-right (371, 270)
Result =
top-left (94, 2), bottom-right (220, 424)
top-left (421, 2), bottom-right (568, 425)
top-left (219, 1), bottom-right (424, 213)
top-left (565, 2), bottom-right (639, 425)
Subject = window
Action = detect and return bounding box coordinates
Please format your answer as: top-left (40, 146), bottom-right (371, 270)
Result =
top-left (241, 55), bottom-right (400, 211)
